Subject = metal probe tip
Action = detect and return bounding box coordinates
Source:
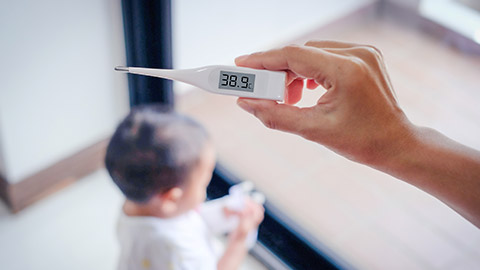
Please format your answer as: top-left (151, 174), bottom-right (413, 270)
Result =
top-left (114, 66), bottom-right (129, 72)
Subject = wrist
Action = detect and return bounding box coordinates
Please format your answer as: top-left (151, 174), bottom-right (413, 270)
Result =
top-left (367, 117), bottom-right (421, 175)
top-left (230, 228), bottom-right (248, 243)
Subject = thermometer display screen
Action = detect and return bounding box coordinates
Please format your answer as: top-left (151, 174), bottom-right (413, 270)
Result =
top-left (218, 71), bottom-right (255, 92)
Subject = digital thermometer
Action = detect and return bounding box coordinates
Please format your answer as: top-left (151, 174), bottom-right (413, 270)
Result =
top-left (115, 65), bottom-right (286, 101)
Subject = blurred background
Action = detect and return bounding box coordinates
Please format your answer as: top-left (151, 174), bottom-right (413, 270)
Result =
top-left (1, 0), bottom-right (479, 269)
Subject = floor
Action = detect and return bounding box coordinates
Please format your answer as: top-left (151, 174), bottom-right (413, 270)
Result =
top-left (0, 170), bottom-right (266, 270)
top-left (177, 7), bottom-right (480, 270)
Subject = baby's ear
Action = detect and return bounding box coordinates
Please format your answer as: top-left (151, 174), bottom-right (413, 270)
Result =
top-left (158, 187), bottom-right (183, 214)
top-left (162, 187), bottom-right (183, 203)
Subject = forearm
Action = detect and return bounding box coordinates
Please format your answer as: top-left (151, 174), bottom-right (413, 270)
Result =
top-left (378, 125), bottom-right (480, 227)
top-left (217, 232), bottom-right (247, 270)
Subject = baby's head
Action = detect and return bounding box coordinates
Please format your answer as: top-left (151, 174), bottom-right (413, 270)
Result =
top-left (105, 105), bottom-right (216, 216)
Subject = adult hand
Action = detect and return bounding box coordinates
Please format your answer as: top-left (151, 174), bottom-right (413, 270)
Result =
top-left (236, 41), bottom-right (413, 167)
top-left (235, 41), bottom-right (480, 228)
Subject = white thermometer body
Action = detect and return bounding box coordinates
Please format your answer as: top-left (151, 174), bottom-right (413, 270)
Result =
top-left (115, 65), bottom-right (286, 101)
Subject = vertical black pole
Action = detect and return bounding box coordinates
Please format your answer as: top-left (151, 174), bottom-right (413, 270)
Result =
top-left (121, 0), bottom-right (174, 107)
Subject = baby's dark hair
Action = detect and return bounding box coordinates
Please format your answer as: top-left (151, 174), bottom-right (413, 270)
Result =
top-left (105, 105), bottom-right (210, 203)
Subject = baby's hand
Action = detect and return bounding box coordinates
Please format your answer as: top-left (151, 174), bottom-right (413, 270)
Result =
top-left (226, 199), bottom-right (264, 240)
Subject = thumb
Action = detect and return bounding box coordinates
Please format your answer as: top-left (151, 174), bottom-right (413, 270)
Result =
top-left (236, 98), bottom-right (313, 134)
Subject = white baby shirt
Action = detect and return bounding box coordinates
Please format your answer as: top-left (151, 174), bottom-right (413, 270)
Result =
top-left (117, 209), bottom-right (220, 270)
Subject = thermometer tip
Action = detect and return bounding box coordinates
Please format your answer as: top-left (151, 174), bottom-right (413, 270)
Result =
top-left (114, 66), bottom-right (129, 72)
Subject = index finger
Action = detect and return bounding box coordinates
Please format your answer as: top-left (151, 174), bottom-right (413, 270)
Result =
top-left (235, 45), bottom-right (338, 85)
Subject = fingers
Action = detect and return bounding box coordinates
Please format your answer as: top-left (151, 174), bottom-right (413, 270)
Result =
top-left (237, 98), bottom-right (315, 134)
top-left (305, 39), bottom-right (384, 61)
top-left (227, 199), bottom-right (264, 231)
top-left (253, 203), bottom-right (265, 224)
top-left (236, 41), bottom-right (383, 86)
top-left (305, 40), bottom-right (382, 55)
top-left (242, 200), bottom-right (264, 226)
top-left (305, 41), bottom-right (393, 104)
top-left (235, 45), bottom-right (338, 83)
top-left (304, 40), bottom-right (360, 49)
top-left (285, 78), bottom-right (304, 104)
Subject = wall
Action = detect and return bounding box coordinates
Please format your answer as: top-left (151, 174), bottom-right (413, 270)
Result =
top-left (0, 0), bottom-right (129, 184)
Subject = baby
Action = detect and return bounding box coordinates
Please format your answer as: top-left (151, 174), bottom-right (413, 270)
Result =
top-left (105, 105), bottom-right (264, 270)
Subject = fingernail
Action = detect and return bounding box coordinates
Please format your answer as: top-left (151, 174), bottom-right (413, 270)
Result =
top-left (235, 54), bottom-right (249, 62)
top-left (237, 100), bottom-right (254, 114)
